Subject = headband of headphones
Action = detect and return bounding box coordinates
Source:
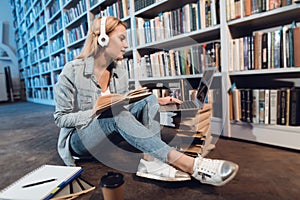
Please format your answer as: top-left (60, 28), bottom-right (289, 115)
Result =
top-left (97, 17), bottom-right (109, 47)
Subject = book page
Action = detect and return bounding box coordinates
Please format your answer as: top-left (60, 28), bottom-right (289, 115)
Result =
top-left (92, 87), bottom-right (151, 116)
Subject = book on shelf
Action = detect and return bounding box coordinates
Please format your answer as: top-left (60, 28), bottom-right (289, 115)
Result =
top-left (252, 89), bottom-right (259, 124)
top-left (231, 89), bottom-right (241, 121)
top-left (136, 41), bottom-right (221, 79)
top-left (135, 0), bottom-right (219, 45)
top-left (230, 21), bottom-right (300, 72)
top-left (264, 89), bottom-right (270, 124)
top-left (0, 165), bottom-right (84, 200)
top-left (289, 88), bottom-right (300, 126)
top-left (293, 26), bottom-right (300, 67)
top-left (227, 0), bottom-right (293, 20)
top-left (240, 89), bottom-right (246, 121)
top-left (277, 88), bottom-right (288, 125)
top-left (230, 87), bottom-right (300, 126)
top-left (269, 89), bottom-right (278, 125)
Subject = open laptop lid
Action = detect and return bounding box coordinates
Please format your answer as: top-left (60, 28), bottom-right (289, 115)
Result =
top-left (195, 67), bottom-right (216, 105)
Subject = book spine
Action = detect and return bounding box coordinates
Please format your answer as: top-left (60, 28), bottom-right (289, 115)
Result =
top-left (289, 89), bottom-right (300, 126)
top-left (252, 89), bottom-right (259, 123)
top-left (240, 89), bottom-right (246, 122)
top-left (269, 89), bottom-right (278, 125)
top-left (245, 89), bottom-right (253, 123)
top-left (293, 27), bottom-right (300, 67)
top-left (259, 89), bottom-right (265, 124)
top-left (261, 32), bottom-right (268, 69)
top-left (264, 89), bottom-right (270, 124)
top-left (277, 88), bottom-right (287, 125)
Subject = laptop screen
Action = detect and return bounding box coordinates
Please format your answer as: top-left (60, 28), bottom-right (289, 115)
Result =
top-left (196, 67), bottom-right (215, 104)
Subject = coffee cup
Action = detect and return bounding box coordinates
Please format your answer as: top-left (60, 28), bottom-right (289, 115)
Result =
top-left (100, 172), bottom-right (125, 200)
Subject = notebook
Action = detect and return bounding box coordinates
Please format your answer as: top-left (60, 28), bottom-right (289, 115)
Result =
top-left (160, 67), bottom-right (216, 112)
top-left (0, 165), bottom-right (83, 200)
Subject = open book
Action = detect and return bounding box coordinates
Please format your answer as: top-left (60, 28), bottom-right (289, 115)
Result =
top-left (92, 87), bottom-right (152, 117)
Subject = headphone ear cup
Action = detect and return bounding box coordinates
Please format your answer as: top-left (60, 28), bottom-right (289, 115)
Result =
top-left (98, 34), bottom-right (109, 47)
top-left (98, 17), bottom-right (109, 47)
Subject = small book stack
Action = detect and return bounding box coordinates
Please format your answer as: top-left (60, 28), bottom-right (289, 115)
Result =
top-left (161, 103), bottom-right (215, 157)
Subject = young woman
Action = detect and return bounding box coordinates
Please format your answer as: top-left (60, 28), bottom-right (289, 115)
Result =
top-left (53, 16), bottom-right (238, 186)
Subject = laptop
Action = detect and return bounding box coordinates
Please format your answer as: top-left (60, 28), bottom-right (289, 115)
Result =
top-left (160, 67), bottom-right (216, 112)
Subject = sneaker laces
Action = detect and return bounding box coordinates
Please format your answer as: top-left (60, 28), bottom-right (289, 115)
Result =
top-left (193, 155), bottom-right (222, 177)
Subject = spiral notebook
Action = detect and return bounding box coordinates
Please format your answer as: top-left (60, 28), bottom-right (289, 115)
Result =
top-left (0, 164), bottom-right (83, 200)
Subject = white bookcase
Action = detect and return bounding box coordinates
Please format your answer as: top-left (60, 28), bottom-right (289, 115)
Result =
top-left (10, 0), bottom-right (300, 150)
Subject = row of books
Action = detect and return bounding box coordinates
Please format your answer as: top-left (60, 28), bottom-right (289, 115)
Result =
top-left (33, 0), bottom-right (43, 18)
top-left (25, 10), bottom-right (35, 28)
top-left (29, 76), bottom-right (51, 88)
top-left (37, 30), bottom-right (47, 47)
top-left (32, 88), bottom-right (54, 100)
top-left (134, 0), bottom-right (163, 11)
top-left (230, 22), bottom-right (300, 71)
top-left (49, 35), bottom-right (65, 54)
top-left (229, 87), bottom-right (300, 126)
top-left (66, 21), bottom-right (88, 45)
top-left (98, 0), bottom-right (129, 19)
top-left (28, 25), bottom-right (35, 39)
top-left (63, 0), bottom-right (87, 26)
top-left (135, 0), bottom-right (219, 46)
top-left (36, 15), bottom-right (46, 32)
top-left (226, 0), bottom-right (296, 21)
top-left (46, 0), bottom-right (60, 21)
top-left (51, 53), bottom-right (66, 69)
top-left (67, 46), bottom-right (82, 62)
top-left (48, 17), bottom-right (63, 37)
top-left (28, 38), bottom-right (37, 52)
top-left (135, 42), bottom-right (221, 79)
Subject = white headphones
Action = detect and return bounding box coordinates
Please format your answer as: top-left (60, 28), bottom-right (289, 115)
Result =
top-left (97, 17), bottom-right (109, 47)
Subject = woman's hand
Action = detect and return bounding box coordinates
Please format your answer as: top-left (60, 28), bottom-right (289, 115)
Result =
top-left (158, 96), bottom-right (183, 106)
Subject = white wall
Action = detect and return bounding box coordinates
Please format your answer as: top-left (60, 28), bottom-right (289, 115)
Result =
top-left (0, 1), bottom-right (16, 51)
top-left (0, 1), bottom-right (20, 101)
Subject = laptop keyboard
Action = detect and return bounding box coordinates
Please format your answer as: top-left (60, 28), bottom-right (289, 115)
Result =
top-left (179, 101), bottom-right (198, 109)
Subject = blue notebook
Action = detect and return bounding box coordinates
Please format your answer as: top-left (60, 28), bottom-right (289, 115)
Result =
top-left (0, 164), bottom-right (83, 200)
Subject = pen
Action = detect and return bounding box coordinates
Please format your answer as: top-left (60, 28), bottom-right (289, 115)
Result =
top-left (22, 178), bottom-right (57, 188)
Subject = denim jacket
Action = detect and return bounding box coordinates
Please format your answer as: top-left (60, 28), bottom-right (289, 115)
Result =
top-left (53, 56), bottom-right (129, 166)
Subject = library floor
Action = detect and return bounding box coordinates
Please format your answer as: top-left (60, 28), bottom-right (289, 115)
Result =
top-left (0, 102), bottom-right (300, 200)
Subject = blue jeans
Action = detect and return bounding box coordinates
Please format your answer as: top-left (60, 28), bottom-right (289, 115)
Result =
top-left (70, 95), bottom-right (172, 164)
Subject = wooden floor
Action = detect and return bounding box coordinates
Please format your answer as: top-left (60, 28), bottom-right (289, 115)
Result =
top-left (0, 102), bottom-right (300, 200)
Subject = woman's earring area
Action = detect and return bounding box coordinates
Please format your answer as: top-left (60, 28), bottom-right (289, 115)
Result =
top-left (98, 17), bottom-right (109, 47)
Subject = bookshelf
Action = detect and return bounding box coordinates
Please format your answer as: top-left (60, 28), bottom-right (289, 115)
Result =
top-left (10, 0), bottom-right (300, 150)
top-left (225, 1), bottom-right (300, 150)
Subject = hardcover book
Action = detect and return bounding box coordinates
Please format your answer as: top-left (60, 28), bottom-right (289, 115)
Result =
top-left (293, 27), bottom-right (300, 67)
top-left (289, 88), bottom-right (300, 126)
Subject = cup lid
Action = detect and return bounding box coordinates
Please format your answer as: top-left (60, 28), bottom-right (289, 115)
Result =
top-left (100, 172), bottom-right (124, 189)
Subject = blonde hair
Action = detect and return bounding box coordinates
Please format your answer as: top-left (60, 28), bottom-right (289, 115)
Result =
top-left (76, 16), bottom-right (127, 60)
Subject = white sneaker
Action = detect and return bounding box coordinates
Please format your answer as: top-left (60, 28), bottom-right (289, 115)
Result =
top-left (136, 158), bottom-right (191, 182)
top-left (192, 156), bottom-right (239, 186)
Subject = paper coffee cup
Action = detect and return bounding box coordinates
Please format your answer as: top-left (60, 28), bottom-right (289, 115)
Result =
top-left (100, 172), bottom-right (125, 200)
